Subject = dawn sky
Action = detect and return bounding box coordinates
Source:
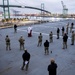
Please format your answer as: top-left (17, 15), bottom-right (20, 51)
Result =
top-left (0, 0), bottom-right (75, 14)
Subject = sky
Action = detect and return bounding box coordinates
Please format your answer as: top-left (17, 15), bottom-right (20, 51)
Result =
top-left (0, 0), bottom-right (75, 14)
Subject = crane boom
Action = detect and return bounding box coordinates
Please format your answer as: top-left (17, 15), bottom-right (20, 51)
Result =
top-left (61, 1), bottom-right (64, 7)
top-left (61, 1), bottom-right (66, 9)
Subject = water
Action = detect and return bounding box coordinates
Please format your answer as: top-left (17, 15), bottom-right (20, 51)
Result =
top-left (0, 15), bottom-right (75, 22)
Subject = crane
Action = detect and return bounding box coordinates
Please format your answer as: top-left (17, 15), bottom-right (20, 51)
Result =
top-left (61, 1), bottom-right (68, 17)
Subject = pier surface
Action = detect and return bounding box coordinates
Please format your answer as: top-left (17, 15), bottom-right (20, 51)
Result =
top-left (0, 19), bottom-right (75, 75)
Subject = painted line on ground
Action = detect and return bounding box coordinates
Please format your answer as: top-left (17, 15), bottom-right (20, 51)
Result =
top-left (17, 28), bottom-right (71, 40)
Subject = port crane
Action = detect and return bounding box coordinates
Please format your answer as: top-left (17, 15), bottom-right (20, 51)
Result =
top-left (61, 1), bottom-right (68, 17)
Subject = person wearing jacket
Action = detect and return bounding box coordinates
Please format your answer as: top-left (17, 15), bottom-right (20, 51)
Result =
top-left (47, 58), bottom-right (57, 75)
top-left (71, 31), bottom-right (75, 45)
top-left (14, 24), bottom-right (17, 33)
top-left (44, 40), bottom-right (49, 55)
top-left (5, 35), bottom-right (11, 50)
top-left (61, 26), bottom-right (65, 36)
top-left (57, 28), bottom-right (60, 39)
top-left (21, 49), bottom-right (30, 71)
top-left (19, 36), bottom-right (25, 50)
top-left (49, 31), bottom-right (53, 43)
top-left (37, 33), bottom-right (43, 46)
top-left (62, 33), bottom-right (68, 49)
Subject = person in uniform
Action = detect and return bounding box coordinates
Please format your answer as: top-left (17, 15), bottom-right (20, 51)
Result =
top-left (19, 36), bottom-right (25, 50)
top-left (57, 28), bottom-right (60, 39)
top-left (37, 33), bottom-right (43, 46)
top-left (49, 31), bottom-right (53, 43)
top-left (44, 40), bottom-right (49, 55)
top-left (21, 49), bottom-right (30, 71)
top-left (66, 23), bottom-right (69, 34)
top-left (62, 33), bottom-right (68, 49)
top-left (5, 35), bottom-right (11, 50)
top-left (47, 58), bottom-right (57, 75)
top-left (71, 31), bottom-right (75, 45)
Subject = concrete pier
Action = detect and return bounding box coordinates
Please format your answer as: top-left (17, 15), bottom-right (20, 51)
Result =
top-left (0, 19), bottom-right (75, 75)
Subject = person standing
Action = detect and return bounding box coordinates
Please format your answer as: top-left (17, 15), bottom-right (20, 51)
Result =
top-left (66, 23), bottom-right (69, 34)
top-left (37, 33), bottom-right (43, 46)
top-left (70, 22), bottom-right (74, 33)
top-left (47, 58), bottom-right (57, 75)
top-left (21, 49), bottom-right (30, 71)
top-left (62, 33), bottom-right (68, 49)
top-left (27, 26), bottom-right (32, 37)
top-left (27, 27), bottom-right (31, 37)
top-left (19, 36), bottom-right (25, 50)
top-left (57, 28), bottom-right (60, 39)
top-left (61, 26), bottom-right (65, 36)
top-left (30, 26), bottom-right (32, 37)
top-left (44, 40), bottom-right (49, 55)
top-left (71, 31), bottom-right (75, 45)
top-left (49, 31), bottom-right (53, 43)
top-left (5, 35), bottom-right (11, 50)
top-left (14, 24), bottom-right (17, 33)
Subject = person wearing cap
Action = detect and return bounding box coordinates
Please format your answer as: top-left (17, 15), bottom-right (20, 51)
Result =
top-left (19, 36), bottom-right (25, 50)
top-left (47, 58), bottom-right (57, 75)
top-left (5, 35), bottom-right (11, 50)
top-left (21, 49), bottom-right (30, 71)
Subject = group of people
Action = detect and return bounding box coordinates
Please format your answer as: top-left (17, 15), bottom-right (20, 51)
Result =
top-left (37, 22), bottom-right (75, 55)
top-left (14, 24), bottom-right (33, 37)
top-left (5, 24), bottom-right (32, 50)
top-left (5, 22), bottom-right (75, 75)
top-left (21, 48), bottom-right (57, 75)
top-left (57, 22), bottom-right (75, 49)
top-left (5, 35), bottom-right (25, 50)
top-left (37, 33), bottom-right (50, 55)
top-left (21, 49), bottom-right (57, 75)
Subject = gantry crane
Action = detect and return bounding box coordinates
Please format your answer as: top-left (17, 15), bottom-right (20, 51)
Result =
top-left (61, 1), bottom-right (68, 17)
